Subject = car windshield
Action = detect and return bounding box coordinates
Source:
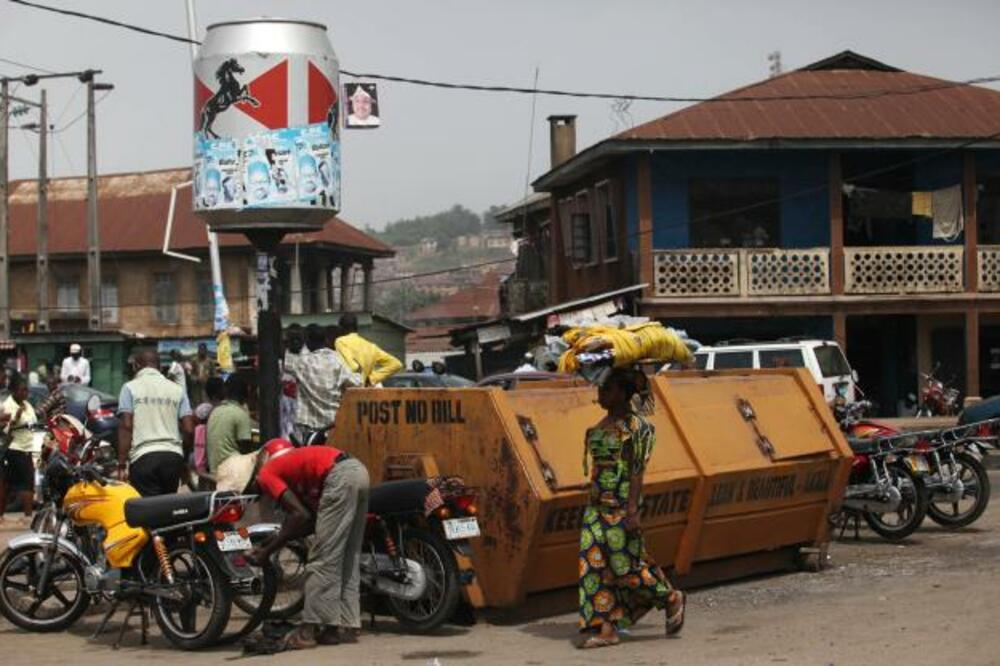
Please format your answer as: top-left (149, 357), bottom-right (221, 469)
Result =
top-left (759, 349), bottom-right (806, 369)
top-left (61, 385), bottom-right (116, 404)
top-left (439, 375), bottom-right (474, 387)
top-left (814, 345), bottom-right (852, 378)
top-left (713, 351), bottom-right (753, 369)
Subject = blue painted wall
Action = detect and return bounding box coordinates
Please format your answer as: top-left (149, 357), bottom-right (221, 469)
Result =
top-left (649, 150), bottom-right (829, 249)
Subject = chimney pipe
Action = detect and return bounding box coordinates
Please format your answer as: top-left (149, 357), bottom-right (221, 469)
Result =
top-left (548, 115), bottom-right (577, 168)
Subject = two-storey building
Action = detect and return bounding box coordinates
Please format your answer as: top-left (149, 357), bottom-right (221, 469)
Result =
top-left (529, 51), bottom-right (1000, 413)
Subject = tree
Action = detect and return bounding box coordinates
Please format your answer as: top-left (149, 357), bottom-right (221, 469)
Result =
top-left (376, 204), bottom-right (482, 248)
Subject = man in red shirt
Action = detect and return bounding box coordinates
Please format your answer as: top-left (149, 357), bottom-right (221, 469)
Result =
top-left (248, 439), bottom-right (370, 649)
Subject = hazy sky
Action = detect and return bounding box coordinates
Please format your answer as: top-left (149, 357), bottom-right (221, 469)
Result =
top-left (3, 0), bottom-right (1000, 229)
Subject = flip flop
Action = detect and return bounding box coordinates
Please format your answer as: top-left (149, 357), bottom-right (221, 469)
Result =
top-left (580, 634), bottom-right (620, 649)
top-left (665, 590), bottom-right (686, 636)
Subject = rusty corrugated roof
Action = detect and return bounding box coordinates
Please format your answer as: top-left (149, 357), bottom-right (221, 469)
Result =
top-left (405, 271), bottom-right (502, 324)
top-left (619, 51), bottom-right (1000, 142)
top-left (8, 167), bottom-right (394, 258)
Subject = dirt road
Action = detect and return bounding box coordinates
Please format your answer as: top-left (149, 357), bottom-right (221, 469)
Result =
top-left (2, 474), bottom-right (999, 665)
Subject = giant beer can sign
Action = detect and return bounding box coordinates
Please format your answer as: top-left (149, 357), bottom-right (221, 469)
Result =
top-left (193, 19), bottom-right (340, 231)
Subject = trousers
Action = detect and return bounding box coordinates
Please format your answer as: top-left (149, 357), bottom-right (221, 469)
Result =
top-left (303, 458), bottom-right (370, 628)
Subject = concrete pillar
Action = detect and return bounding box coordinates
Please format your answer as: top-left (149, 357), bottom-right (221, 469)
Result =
top-left (289, 252), bottom-right (303, 315)
top-left (339, 263), bottom-right (350, 313)
top-left (316, 266), bottom-right (329, 313)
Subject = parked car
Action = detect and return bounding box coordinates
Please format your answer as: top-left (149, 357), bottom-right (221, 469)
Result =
top-left (476, 371), bottom-right (584, 390)
top-left (382, 372), bottom-right (475, 388)
top-left (663, 338), bottom-right (857, 403)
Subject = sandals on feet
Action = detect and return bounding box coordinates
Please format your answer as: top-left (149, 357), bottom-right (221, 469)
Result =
top-left (580, 634), bottom-right (620, 649)
top-left (282, 628), bottom-right (318, 650)
top-left (665, 590), bottom-right (686, 636)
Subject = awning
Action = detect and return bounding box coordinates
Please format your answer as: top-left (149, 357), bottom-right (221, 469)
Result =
top-left (451, 283), bottom-right (648, 344)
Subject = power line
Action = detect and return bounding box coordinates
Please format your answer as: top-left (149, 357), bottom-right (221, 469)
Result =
top-left (0, 55), bottom-right (56, 74)
top-left (52, 90), bottom-right (109, 132)
top-left (9, 0), bottom-right (1000, 104)
top-left (53, 84), bottom-right (81, 126)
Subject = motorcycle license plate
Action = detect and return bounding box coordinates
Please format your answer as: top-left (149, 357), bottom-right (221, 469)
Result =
top-left (217, 531), bottom-right (252, 552)
top-left (906, 455), bottom-right (930, 473)
top-left (443, 517), bottom-right (480, 541)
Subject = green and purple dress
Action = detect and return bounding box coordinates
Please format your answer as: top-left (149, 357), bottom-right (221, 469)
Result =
top-left (578, 412), bottom-right (672, 632)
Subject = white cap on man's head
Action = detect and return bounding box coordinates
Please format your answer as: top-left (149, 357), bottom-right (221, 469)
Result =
top-left (69, 343), bottom-right (82, 354)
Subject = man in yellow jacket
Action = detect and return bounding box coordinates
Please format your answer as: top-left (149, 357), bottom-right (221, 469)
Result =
top-left (334, 313), bottom-right (403, 386)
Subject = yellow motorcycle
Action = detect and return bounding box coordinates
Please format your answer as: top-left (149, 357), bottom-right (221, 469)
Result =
top-left (0, 445), bottom-right (263, 650)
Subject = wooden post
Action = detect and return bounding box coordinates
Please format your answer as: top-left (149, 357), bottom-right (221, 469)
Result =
top-left (966, 309), bottom-right (980, 400)
top-left (638, 153), bottom-right (653, 297)
top-left (829, 152), bottom-right (845, 295)
top-left (964, 151), bottom-right (978, 292)
top-left (362, 262), bottom-right (374, 312)
top-left (833, 312), bottom-right (847, 352)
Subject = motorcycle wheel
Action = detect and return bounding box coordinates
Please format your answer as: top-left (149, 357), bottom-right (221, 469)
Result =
top-left (0, 544), bottom-right (90, 632)
top-left (150, 546), bottom-right (232, 650)
top-left (386, 527), bottom-right (460, 634)
top-left (217, 557), bottom-right (279, 645)
top-left (863, 464), bottom-right (928, 541)
top-left (235, 538), bottom-right (306, 621)
top-left (928, 452), bottom-right (991, 528)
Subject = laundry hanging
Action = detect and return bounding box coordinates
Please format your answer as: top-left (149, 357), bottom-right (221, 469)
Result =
top-left (931, 185), bottom-right (964, 240)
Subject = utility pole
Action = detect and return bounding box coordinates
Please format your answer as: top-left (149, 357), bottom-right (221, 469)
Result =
top-left (0, 79), bottom-right (9, 340)
top-left (36, 89), bottom-right (48, 332)
top-left (81, 71), bottom-right (113, 331)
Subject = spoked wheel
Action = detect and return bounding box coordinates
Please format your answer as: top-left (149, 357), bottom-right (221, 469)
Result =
top-left (217, 555), bottom-right (278, 645)
top-left (235, 538), bottom-right (306, 620)
top-left (150, 547), bottom-right (232, 650)
top-left (863, 464), bottom-right (928, 541)
top-left (0, 545), bottom-right (90, 632)
top-left (928, 452), bottom-right (991, 528)
top-left (386, 527), bottom-right (460, 634)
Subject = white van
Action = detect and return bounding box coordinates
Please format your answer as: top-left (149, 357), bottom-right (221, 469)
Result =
top-left (670, 339), bottom-right (857, 403)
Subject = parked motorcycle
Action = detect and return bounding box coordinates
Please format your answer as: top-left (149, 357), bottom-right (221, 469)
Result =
top-left (833, 400), bottom-right (929, 540)
top-left (915, 368), bottom-right (961, 417)
top-left (837, 399), bottom-right (991, 530)
top-left (0, 445), bottom-right (265, 650)
top-left (249, 476), bottom-right (479, 633)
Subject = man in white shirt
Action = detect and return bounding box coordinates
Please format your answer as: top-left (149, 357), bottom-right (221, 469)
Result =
top-left (60, 343), bottom-right (91, 385)
top-left (167, 349), bottom-right (188, 396)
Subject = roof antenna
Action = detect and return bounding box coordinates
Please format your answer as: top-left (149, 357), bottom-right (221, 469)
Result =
top-left (767, 51), bottom-right (783, 77)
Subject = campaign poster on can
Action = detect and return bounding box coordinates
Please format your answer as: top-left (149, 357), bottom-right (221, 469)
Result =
top-left (193, 35), bottom-right (341, 223)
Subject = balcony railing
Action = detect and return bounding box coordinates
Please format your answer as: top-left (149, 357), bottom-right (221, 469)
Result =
top-left (653, 248), bottom-right (830, 298)
top-left (844, 246), bottom-right (963, 295)
top-left (653, 246), bottom-right (979, 298)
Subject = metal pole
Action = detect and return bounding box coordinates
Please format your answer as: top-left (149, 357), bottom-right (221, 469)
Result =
top-left (249, 231), bottom-right (284, 442)
top-left (37, 89), bottom-right (48, 332)
top-left (86, 78), bottom-right (101, 330)
top-left (0, 80), bottom-right (10, 339)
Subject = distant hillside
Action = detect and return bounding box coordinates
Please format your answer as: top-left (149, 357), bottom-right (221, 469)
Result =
top-left (369, 203), bottom-right (507, 249)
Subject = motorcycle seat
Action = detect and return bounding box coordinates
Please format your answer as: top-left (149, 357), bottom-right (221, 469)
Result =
top-left (124, 491), bottom-right (217, 530)
top-left (368, 479), bottom-right (429, 516)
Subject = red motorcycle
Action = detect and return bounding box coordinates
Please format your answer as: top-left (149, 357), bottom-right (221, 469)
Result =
top-left (915, 369), bottom-right (961, 417)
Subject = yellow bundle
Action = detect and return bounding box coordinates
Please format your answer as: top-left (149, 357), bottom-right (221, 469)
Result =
top-left (557, 322), bottom-right (693, 373)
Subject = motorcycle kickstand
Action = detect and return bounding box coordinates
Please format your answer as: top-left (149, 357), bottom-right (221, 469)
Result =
top-left (92, 600), bottom-right (121, 639)
top-left (112, 599), bottom-right (144, 650)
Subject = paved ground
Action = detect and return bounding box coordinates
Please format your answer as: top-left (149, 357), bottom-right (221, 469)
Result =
top-left (2, 474), bottom-right (999, 665)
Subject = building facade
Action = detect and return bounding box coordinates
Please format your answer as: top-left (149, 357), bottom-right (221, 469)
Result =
top-left (531, 51), bottom-right (1000, 413)
top-left (8, 168), bottom-right (395, 339)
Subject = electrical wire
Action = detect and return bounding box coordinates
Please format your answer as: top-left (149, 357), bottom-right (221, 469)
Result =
top-left (51, 90), bottom-right (110, 133)
top-left (9, 0), bottom-right (1000, 104)
top-left (0, 55), bottom-right (57, 74)
top-left (53, 84), bottom-right (81, 126)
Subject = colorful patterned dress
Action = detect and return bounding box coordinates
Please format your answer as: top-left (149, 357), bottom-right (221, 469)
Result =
top-left (578, 412), bottom-right (672, 632)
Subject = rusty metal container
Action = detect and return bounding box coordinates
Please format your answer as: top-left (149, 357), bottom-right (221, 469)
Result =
top-left (335, 368), bottom-right (851, 608)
